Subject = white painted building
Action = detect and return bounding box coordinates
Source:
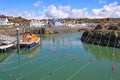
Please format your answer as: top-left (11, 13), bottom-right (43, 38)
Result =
top-left (0, 18), bottom-right (8, 25)
top-left (74, 23), bottom-right (88, 27)
top-left (0, 18), bottom-right (14, 26)
top-left (30, 19), bottom-right (48, 27)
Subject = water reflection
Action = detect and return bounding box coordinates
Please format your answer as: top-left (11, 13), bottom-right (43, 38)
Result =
top-left (20, 46), bottom-right (39, 57)
top-left (83, 43), bottom-right (120, 62)
top-left (0, 50), bottom-right (14, 63)
top-left (41, 33), bottom-right (82, 49)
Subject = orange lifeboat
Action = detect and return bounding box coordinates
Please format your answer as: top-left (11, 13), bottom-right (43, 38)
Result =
top-left (20, 33), bottom-right (40, 49)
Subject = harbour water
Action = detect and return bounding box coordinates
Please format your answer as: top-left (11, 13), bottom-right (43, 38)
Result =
top-left (0, 32), bottom-right (120, 80)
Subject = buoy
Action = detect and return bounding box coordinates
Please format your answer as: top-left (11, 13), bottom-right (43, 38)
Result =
top-left (48, 48), bottom-right (50, 51)
top-left (72, 58), bottom-right (77, 61)
top-left (99, 51), bottom-right (102, 54)
top-left (90, 58), bottom-right (93, 62)
top-left (64, 54), bottom-right (67, 56)
top-left (88, 48), bottom-right (90, 51)
top-left (112, 66), bottom-right (115, 71)
top-left (112, 53), bottom-right (115, 57)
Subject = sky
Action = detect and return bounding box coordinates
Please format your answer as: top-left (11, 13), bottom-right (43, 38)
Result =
top-left (0, 0), bottom-right (120, 19)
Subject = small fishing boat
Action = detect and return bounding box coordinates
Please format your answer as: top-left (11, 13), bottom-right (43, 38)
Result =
top-left (20, 33), bottom-right (40, 49)
top-left (0, 41), bottom-right (15, 52)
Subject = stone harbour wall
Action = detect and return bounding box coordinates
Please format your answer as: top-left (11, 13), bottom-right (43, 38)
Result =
top-left (81, 30), bottom-right (120, 48)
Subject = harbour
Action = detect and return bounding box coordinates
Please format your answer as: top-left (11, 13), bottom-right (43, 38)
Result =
top-left (0, 33), bottom-right (120, 80)
top-left (0, 0), bottom-right (120, 79)
top-left (0, 26), bottom-right (88, 51)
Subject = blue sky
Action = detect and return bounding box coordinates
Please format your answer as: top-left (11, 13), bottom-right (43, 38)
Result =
top-left (0, 0), bottom-right (120, 19)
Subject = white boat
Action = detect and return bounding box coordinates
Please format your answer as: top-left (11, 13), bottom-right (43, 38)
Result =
top-left (0, 41), bottom-right (14, 52)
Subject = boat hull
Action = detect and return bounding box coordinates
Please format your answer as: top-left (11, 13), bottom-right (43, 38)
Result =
top-left (20, 41), bottom-right (40, 49)
top-left (0, 44), bottom-right (15, 52)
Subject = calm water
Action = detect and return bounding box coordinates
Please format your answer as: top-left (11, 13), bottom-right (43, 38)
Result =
top-left (0, 33), bottom-right (120, 80)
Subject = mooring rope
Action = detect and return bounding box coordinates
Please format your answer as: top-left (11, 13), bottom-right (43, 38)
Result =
top-left (16, 57), bottom-right (59, 80)
top-left (66, 62), bottom-right (90, 80)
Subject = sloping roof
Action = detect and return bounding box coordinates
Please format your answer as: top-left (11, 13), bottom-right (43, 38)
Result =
top-left (0, 18), bottom-right (8, 22)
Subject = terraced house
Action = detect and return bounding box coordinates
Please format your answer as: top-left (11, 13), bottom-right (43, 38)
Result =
top-left (0, 18), bottom-right (20, 27)
top-left (0, 18), bottom-right (9, 25)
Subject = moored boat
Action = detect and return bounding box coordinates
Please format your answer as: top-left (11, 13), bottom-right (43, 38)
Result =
top-left (0, 41), bottom-right (15, 52)
top-left (20, 33), bottom-right (40, 49)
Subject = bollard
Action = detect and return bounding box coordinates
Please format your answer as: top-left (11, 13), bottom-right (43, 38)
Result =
top-left (16, 28), bottom-right (20, 53)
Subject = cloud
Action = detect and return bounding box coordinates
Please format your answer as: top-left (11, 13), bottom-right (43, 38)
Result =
top-left (99, 0), bottom-right (107, 4)
top-left (44, 5), bottom-right (69, 18)
top-left (44, 5), bottom-right (89, 18)
top-left (18, 11), bottom-right (47, 19)
top-left (58, 6), bottom-right (71, 11)
top-left (0, 10), bottom-right (19, 17)
top-left (70, 8), bottom-right (89, 18)
top-left (18, 11), bottom-right (36, 19)
top-left (33, 0), bottom-right (41, 7)
top-left (115, 11), bottom-right (120, 17)
top-left (1, 2), bottom-right (120, 19)
top-left (92, 2), bottom-right (120, 18)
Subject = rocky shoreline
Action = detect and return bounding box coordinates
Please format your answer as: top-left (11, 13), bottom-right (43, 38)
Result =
top-left (0, 27), bottom-right (89, 36)
top-left (41, 27), bottom-right (88, 34)
top-left (81, 24), bottom-right (120, 48)
top-left (0, 28), bottom-right (25, 36)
